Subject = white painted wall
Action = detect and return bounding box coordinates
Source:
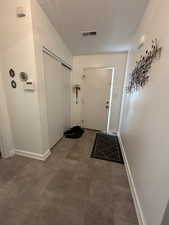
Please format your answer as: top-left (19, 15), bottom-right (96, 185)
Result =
top-left (31, 0), bottom-right (72, 65)
top-left (0, 57), bottom-right (14, 158)
top-left (0, 0), bottom-right (73, 156)
top-left (0, 0), bottom-right (43, 155)
top-left (72, 54), bottom-right (127, 132)
top-left (120, 0), bottom-right (169, 224)
top-left (31, 0), bottom-right (73, 152)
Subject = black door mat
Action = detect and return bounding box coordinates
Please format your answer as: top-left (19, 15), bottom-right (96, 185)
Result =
top-left (91, 132), bottom-right (124, 164)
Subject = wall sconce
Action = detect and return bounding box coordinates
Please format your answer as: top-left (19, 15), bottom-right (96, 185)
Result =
top-left (73, 84), bottom-right (81, 104)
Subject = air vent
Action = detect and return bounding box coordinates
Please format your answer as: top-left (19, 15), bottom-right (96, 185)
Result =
top-left (82, 31), bottom-right (97, 37)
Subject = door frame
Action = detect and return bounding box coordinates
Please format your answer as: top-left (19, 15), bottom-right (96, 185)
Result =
top-left (82, 66), bottom-right (115, 132)
top-left (43, 49), bottom-right (62, 149)
top-left (42, 47), bottom-right (72, 149)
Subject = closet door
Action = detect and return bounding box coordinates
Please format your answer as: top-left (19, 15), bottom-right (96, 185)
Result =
top-left (61, 65), bottom-right (71, 132)
top-left (43, 52), bottom-right (64, 149)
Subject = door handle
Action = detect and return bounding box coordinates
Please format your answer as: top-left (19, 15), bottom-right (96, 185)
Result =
top-left (106, 105), bottom-right (109, 109)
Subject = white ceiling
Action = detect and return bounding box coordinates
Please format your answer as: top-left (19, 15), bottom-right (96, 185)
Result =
top-left (37, 0), bottom-right (148, 55)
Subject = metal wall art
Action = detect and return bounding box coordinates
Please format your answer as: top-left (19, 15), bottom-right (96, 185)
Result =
top-left (9, 68), bottom-right (15, 78)
top-left (11, 80), bottom-right (17, 89)
top-left (127, 39), bottom-right (162, 94)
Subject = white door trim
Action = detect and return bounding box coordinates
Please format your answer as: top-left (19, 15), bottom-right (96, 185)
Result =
top-left (106, 67), bottom-right (115, 132)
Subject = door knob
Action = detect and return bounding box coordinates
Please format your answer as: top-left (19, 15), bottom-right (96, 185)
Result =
top-left (106, 105), bottom-right (109, 109)
top-left (106, 101), bottom-right (109, 104)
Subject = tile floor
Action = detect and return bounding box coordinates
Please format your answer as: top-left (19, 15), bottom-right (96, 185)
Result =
top-left (0, 130), bottom-right (138, 225)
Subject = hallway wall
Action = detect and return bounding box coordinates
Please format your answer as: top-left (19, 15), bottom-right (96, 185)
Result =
top-left (0, 0), bottom-right (43, 155)
top-left (120, 0), bottom-right (169, 224)
top-left (0, 0), bottom-right (73, 156)
top-left (72, 54), bottom-right (127, 132)
top-left (0, 57), bottom-right (14, 158)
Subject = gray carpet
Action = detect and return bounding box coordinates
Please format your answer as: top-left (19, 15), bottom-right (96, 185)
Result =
top-left (0, 130), bottom-right (138, 225)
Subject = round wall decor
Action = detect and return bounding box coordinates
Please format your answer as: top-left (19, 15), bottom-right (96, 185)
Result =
top-left (9, 69), bottom-right (15, 78)
top-left (11, 80), bottom-right (17, 89)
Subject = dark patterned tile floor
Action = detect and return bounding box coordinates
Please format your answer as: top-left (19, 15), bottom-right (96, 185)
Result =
top-left (0, 130), bottom-right (138, 225)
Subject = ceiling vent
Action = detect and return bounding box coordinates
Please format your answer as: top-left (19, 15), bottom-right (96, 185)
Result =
top-left (82, 31), bottom-right (97, 37)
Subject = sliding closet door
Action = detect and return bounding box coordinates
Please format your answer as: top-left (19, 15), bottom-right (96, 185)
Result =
top-left (43, 52), bottom-right (64, 149)
top-left (61, 66), bottom-right (71, 132)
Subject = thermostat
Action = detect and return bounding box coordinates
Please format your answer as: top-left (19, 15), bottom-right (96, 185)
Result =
top-left (24, 80), bottom-right (35, 91)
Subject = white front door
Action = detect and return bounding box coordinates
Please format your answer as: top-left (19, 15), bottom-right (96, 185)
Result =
top-left (83, 68), bottom-right (113, 131)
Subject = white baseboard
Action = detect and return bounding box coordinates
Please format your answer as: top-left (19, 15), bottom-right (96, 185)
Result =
top-left (118, 132), bottom-right (146, 225)
top-left (2, 149), bottom-right (15, 159)
top-left (15, 149), bottom-right (51, 161)
top-left (8, 150), bottom-right (16, 158)
top-left (107, 130), bottom-right (118, 135)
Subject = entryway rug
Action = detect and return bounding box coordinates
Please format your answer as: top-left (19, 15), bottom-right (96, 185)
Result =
top-left (91, 132), bottom-right (124, 164)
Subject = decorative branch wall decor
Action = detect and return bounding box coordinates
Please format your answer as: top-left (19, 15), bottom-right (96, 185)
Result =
top-left (127, 39), bottom-right (162, 93)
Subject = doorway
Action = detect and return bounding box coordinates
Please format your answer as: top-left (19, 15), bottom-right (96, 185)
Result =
top-left (82, 67), bottom-right (114, 131)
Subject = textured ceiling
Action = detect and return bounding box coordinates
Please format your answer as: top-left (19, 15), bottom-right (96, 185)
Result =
top-left (37, 0), bottom-right (148, 55)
